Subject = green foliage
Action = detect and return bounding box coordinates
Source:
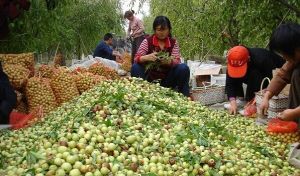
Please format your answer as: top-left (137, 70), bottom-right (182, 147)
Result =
top-left (146, 0), bottom-right (300, 59)
top-left (0, 0), bottom-right (124, 58)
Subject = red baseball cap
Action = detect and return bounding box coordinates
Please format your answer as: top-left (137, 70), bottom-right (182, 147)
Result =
top-left (227, 46), bottom-right (249, 78)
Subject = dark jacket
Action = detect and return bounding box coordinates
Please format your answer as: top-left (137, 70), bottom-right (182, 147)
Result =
top-left (0, 62), bottom-right (17, 124)
top-left (93, 41), bottom-right (114, 60)
top-left (225, 48), bottom-right (285, 100)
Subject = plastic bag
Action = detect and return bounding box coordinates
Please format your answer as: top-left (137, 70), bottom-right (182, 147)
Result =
top-left (266, 118), bottom-right (298, 133)
top-left (94, 57), bottom-right (120, 71)
top-left (243, 99), bottom-right (257, 117)
top-left (288, 143), bottom-right (300, 169)
top-left (9, 107), bottom-right (43, 130)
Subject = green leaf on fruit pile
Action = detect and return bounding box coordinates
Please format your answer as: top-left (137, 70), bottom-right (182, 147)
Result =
top-left (0, 154), bottom-right (5, 169)
top-left (91, 153), bottom-right (97, 165)
top-left (23, 168), bottom-right (35, 176)
top-left (208, 169), bottom-right (221, 176)
top-left (103, 119), bottom-right (112, 127)
top-left (249, 145), bottom-right (275, 159)
top-left (183, 152), bottom-right (200, 165)
top-left (141, 173), bottom-right (157, 176)
top-left (24, 151), bottom-right (45, 166)
top-left (197, 136), bottom-right (209, 147)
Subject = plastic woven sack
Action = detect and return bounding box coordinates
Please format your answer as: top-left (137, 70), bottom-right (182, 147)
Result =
top-left (3, 64), bottom-right (30, 90)
top-left (266, 118), bottom-right (298, 133)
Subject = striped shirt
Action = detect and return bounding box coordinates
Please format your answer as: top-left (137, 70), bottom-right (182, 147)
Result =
top-left (134, 35), bottom-right (181, 80)
top-left (135, 35), bottom-right (181, 66)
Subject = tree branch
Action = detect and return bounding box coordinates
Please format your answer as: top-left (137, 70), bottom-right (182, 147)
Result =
top-left (274, 0), bottom-right (300, 17)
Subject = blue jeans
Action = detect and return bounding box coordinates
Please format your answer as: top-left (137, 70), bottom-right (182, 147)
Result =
top-left (131, 63), bottom-right (190, 96)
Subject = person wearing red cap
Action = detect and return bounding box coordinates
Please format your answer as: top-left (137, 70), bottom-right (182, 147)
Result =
top-left (260, 23), bottom-right (300, 122)
top-left (225, 46), bottom-right (285, 115)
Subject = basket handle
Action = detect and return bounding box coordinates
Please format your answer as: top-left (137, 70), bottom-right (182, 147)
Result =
top-left (202, 82), bottom-right (207, 90)
top-left (260, 77), bottom-right (271, 92)
top-left (202, 81), bottom-right (212, 90)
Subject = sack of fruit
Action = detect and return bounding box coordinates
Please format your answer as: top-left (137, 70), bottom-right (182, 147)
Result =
top-left (74, 72), bottom-right (98, 94)
top-left (0, 53), bottom-right (35, 76)
top-left (88, 62), bottom-right (120, 80)
top-left (3, 64), bottom-right (30, 90)
top-left (120, 52), bottom-right (132, 72)
top-left (37, 64), bottom-right (55, 78)
top-left (26, 77), bottom-right (57, 114)
top-left (50, 68), bottom-right (79, 105)
top-left (266, 118), bottom-right (298, 133)
top-left (72, 67), bottom-right (88, 75)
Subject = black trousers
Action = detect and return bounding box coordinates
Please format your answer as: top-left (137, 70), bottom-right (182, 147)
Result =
top-left (235, 69), bottom-right (270, 101)
top-left (131, 35), bottom-right (145, 64)
top-left (289, 64), bottom-right (300, 109)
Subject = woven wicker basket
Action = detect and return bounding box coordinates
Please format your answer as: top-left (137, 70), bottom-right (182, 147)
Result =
top-left (192, 83), bottom-right (226, 105)
top-left (255, 77), bottom-right (289, 109)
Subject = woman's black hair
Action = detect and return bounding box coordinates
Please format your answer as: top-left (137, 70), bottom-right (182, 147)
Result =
top-left (269, 23), bottom-right (300, 56)
top-left (153, 16), bottom-right (172, 37)
top-left (124, 10), bottom-right (134, 18)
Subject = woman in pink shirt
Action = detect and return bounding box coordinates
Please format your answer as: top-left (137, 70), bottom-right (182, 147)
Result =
top-left (124, 10), bottom-right (145, 63)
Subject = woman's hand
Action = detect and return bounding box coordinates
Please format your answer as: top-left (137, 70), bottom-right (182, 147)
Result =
top-left (259, 90), bottom-right (273, 115)
top-left (259, 97), bottom-right (269, 115)
top-left (229, 100), bottom-right (237, 115)
top-left (278, 109), bottom-right (298, 121)
top-left (160, 56), bottom-right (173, 65)
top-left (141, 52), bottom-right (157, 62)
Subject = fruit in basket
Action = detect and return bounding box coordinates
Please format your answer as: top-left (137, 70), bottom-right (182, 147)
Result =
top-left (3, 64), bottom-right (30, 90)
top-left (50, 68), bottom-right (79, 105)
top-left (26, 77), bottom-right (57, 114)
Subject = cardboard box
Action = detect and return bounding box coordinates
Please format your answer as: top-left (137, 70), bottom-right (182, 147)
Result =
top-left (194, 64), bottom-right (222, 76)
